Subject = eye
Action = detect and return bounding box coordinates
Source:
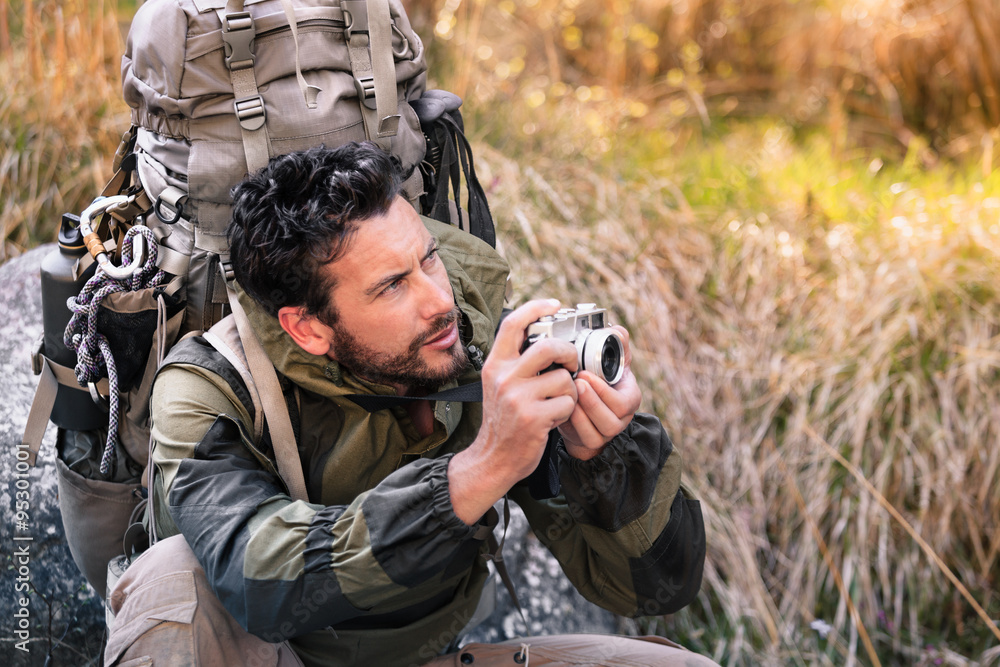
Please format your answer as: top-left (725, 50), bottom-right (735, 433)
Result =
top-left (423, 246), bottom-right (440, 266)
top-left (381, 278), bottom-right (403, 296)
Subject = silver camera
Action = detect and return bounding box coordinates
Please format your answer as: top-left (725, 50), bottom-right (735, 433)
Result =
top-left (524, 304), bottom-right (625, 385)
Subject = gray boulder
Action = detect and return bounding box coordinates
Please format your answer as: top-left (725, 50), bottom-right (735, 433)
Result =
top-left (462, 506), bottom-right (622, 646)
top-left (0, 245), bottom-right (105, 666)
top-left (0, 246), bottom-right (617, 666)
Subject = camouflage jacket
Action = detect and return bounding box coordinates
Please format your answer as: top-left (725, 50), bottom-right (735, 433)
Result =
top-left (148, 218), bottom-right (706, 666)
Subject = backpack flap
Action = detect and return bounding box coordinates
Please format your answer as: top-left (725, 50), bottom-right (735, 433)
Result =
top-left (122, 0), bottom-right (428, 236)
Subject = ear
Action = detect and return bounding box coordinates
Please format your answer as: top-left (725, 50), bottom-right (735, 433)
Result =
top-left (278, 306), bottom-right (335, 358)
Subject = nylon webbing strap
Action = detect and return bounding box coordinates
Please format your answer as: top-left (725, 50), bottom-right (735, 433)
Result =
top-left (95, 127), bottom-right (151, 228)
top-left (22, 357), bottom-right (58, 466)
top-left (366, 0), bottom-right (399, 138)
top-left (221, 267), bottom-right (309, 502)
top-left (278, 0), bottom-right (321, 108)
top-left (146, 295), bottom-right (173, 546)
top-left (486, 498), bottom-right (532, 637)
top-left (22, 355), bottom-right (111, 466)
top-left (36, 354), bottom-right (111, 394)
top-left (342, 0), bottom-right (399, 151)
top-left (345, 381), bottom-right (482, 412)
top-left (222, 0), bottom-right (273, 175)
top-left (154, 243), bottom-right (190, 277)
top-left (203, 328), bottom-right (265, 446)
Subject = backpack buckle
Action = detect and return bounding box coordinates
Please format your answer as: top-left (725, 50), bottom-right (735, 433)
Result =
top-left (89, 382), bottom-right (110, 411)
top-left (354, 75), bottom-right (377, 110)
top-left (222, 11), bottom-right (256, 70)
top-left (220, 260), bottom-right (235, 283)
top-left (31, 336), bottom-right (44, 376)
top-left (341, 0), bottom-right (368, 40)
top-left (234, 95), bottom-right (267, 131)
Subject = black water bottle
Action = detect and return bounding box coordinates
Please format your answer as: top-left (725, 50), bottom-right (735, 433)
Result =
top-left (39, 213), bottom-right (106, 430)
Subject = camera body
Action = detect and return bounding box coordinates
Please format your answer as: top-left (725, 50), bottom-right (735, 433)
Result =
top-left (524, 304), bottom-right (625, 385)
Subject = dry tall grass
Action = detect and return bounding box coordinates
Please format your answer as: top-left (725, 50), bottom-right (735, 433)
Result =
top-left (0, 0), bottom-right (129, 260)
top-left (482, 135), bottom-right (1000, 663)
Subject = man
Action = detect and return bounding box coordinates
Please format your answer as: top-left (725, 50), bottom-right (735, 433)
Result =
top-left (105, 142), bottom-right (711, 666)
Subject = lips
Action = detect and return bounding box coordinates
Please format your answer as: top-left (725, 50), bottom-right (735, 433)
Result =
top-left (422, 321), bottom-right (459, 350)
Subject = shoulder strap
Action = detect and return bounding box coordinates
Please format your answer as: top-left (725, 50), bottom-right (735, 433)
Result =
top-left (219, 263), bottom-right (309, 502)
top-left (202, 323), bottom-right (265, 446)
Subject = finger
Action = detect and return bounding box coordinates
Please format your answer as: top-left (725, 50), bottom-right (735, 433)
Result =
top-left (564, 400), bottom-right (605, 449)
top-left (574, 378), bottom-right (629, 439)
top-left (492, 299), bottom-right (562, 359)
top-left (612, 325), bottom-right (632, 367)
top-left (495, 364), bottom-right (575, 404)
top-left (576, 370), bottom-right (642, 420)
top-left (518, 337), bottom-right (579, 377)
top-left (537, 394), bottom-right (577, 430)
top-left (525, 364), bottom-right (578, 401)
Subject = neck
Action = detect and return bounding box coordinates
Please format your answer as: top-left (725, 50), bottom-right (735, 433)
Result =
top-left (351, 370), bottom-right (416, 398)
top-left (405, 400), bottom-right (436, 438)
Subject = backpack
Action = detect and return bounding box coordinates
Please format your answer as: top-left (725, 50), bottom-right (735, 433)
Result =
top-left (22, 0), bottom-right (495, 599)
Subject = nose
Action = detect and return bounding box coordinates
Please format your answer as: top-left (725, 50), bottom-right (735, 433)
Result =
top-left (415, 269), bottom-right (454, 320)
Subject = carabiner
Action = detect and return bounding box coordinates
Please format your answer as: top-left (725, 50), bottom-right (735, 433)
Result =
top-left (79, 196), bottom-right (146, 280)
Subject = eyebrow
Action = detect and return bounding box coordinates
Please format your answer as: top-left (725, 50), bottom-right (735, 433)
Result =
top-left (364, 237), bottom-right (439, 298)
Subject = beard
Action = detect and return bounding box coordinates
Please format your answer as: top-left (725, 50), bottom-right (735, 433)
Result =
top-left (329, 306), bottom-right (469, 392)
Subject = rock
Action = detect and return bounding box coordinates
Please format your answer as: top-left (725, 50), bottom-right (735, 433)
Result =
top-left (0, 247), bottom-right (618, 666)
top-left (463, 506), bottom-right (622, 646)
top-left (0, 245), bottom-right (105, 667)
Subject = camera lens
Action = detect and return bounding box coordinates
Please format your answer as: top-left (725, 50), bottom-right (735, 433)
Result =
top-left (601, 336), bottom-right (621, 383)
top-left (577, 329), bottom-right (624, 385)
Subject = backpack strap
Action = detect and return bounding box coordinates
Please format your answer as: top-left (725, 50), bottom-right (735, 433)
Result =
top-left (219, 262), bottom-right (309, 502)
top-left (220, 0), bottom-right (273, 174)
top-left (276, 0), bottom-right (322, 108)
top-left (342, 0), bottom-right (401, 150)
top-left (412, 91), bottom-right (496, 246)
top-left (21, 351), bottom-right (111, 466)
top-left (202, 324), bottom-right (265, 446)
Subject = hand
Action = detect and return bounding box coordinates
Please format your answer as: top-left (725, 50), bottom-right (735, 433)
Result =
top-left (449, 299), bottom-right (580, 524)
top-left (557, 325), bottom-right (641, 461)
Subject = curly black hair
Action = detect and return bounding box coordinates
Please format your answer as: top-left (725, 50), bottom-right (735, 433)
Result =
top-left (227, 142), bottom-right (403, 323)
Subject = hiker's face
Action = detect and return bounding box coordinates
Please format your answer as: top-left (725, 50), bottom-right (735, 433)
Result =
top-left (318, 196), bottom-right (467, 392)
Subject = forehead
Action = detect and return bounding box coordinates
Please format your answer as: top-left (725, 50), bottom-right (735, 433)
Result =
top-left (324, 197), bottom-right (431, 292)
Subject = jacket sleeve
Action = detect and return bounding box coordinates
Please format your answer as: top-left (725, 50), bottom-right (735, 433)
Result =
top-left (509, 412), bottom-right (705, 617)
top-left (149, 365), bottom-right (489, 642)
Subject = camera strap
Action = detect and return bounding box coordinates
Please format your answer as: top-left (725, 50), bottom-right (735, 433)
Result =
top-left (344, 380), bottom-right (482, 412)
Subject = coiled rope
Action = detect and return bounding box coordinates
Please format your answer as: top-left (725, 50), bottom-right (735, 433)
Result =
top-left (65, 225), bottom-right (166, 475)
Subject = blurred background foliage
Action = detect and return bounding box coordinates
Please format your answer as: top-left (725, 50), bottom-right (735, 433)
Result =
top-left (2, 0), bottom-right (1000, 665)
top-left (408, 0), bottom-right (1000, 165)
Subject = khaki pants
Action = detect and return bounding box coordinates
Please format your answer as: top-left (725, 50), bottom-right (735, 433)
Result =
top-left (105, 535), bottom-right (303, 667)
top-left (106, 536), bottom-right (717, 667)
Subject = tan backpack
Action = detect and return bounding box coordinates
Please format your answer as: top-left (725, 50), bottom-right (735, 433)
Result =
top-left (125, 0), bottom-right (429, 329)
